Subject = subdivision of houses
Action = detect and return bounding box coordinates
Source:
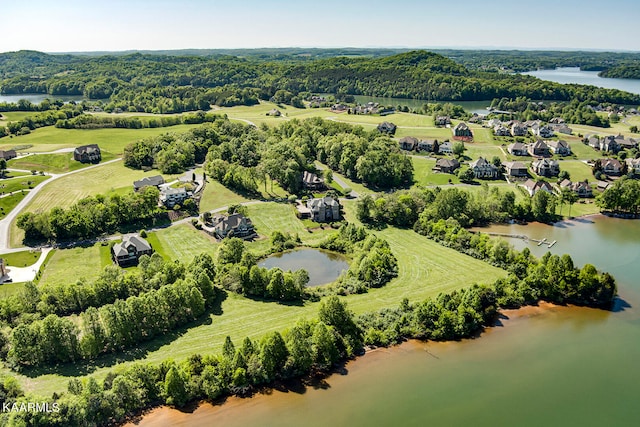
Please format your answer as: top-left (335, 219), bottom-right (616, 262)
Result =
top-left (434, 158), bottom-right (460, 174)
top-left (528, 139), bottom-right (549, 157)
top-left (532, 158), bottom-right (560, 177)
top-left (558, 179), bottom-right (593, 198)
top-left (546, 140), bottom-right (572, 156)
top-left (507, 142), bottom-right (528, 156)
top-left (522, 179), bottom-right (554, 196)
top-left (470, 157), bottom-right (500, 179)
top-left (112, 234), bottom-right (153, 266)
top-left (377, 121), bottom-right (397, 135)
top-left (399, 136), bottom-right (419, 151)
top-left (73, 144), bottom-right (101, 163)
top-left (453, 122), bottom-right (473, 141)
top-left (504, 161), bottom-right (529, 178)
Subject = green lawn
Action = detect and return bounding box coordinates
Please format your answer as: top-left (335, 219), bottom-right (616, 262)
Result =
top-left (0, 282), bottom-right (28, 298)
top-left (0, 193), bottom-right (25, 220)
top-left (8, 152), bottom-right (116, 174)
top-left (0, 174), bottom-right (49, 193)
top-left (0, 124), bottom-right (203, 155)
top-left (0, 250), bottom-right (41, 267)
top-left (411, 156), bottom-right (460, 186)
top-left (8, 221), bottom-right (507, 397)
top-left (149, 224), bottom-right (219, 264)
top-left (557, 160), bottom-right (594, 182)
top-left (38, 245), bottom-right (105, 287)
top-left (199, 180), bottom-right (250, 212)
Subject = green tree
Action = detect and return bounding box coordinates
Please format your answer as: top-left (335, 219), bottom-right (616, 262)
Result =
top-left (164, 366), bottom-right (189, 407)
top-left (453, 141), bottom-right (465, 157)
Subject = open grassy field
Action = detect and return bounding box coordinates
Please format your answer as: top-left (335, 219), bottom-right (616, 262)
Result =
top-left (0, 124), bottom-right (202, 155)
top-left (6, 222), bottom-right (507, 397)
top-left (8, 152), bottom-right (116, 174)
top-left (0, 249), bottom-right (41, 267)
top-left (0, 193), bottom-right (25, 219)
top-left (38, 245), bottom-right (106, 287)
top-left (199, 180), bottom-right (251, 212)
top-left (557, 160), bottom-right (594, 182)
top-left (148, 224), bottom-right (219, 263)
top-left (411, 156), bottom-right (460, 186)
top-left (0, 174), bottom-right (49, 193)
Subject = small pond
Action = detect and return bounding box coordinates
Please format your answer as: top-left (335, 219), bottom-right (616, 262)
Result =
top-left (258, 248), bottom-right (349, 287)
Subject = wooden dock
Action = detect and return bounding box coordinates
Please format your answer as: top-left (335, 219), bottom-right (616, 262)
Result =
top-left (483, 232), bottom-right (558, 248)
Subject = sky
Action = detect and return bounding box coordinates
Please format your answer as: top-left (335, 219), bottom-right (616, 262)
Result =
top-left (1, 0), bottom-right (639, 53)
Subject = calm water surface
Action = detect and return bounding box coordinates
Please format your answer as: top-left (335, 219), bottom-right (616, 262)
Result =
top-left (134, 215), bottom-right (640, 427)
top-left (523, 67), bottom-right (640, 95)
top-left (0, 94), bottom-right (87, 104)
top-left (258, 248), bottom-right (348, 286)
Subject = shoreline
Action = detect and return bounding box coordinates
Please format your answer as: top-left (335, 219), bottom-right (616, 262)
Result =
top-left (124, 301), bottom-right (568, 427)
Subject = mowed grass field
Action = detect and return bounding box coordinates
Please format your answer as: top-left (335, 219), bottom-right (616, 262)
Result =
top-left (0, 124), bottom-right (202, 155)
top-left (8, 152), bottom-right (116, 174)
top-left (411, 156), bottom-right (460, 186)
top-left (38, 245), bottom-right (107, 287)
top-left (199, 180), bottom-right (250, 212)
top-left (9, 223), bottom-right (507, 397)
top-left (0, 249), bottom-right (41, 267)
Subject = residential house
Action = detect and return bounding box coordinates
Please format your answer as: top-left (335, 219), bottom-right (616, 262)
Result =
top-left (522, 179), bottom-right (554, 197)
top-left (559, 179), bottom-right (593, 198)
top-left (626, 158), bottom-right (640, 175)
top-left (549, 117), bottom-right (565, 124)
top-left (551, 123), bottom-right (573, 135)
top-left (73, 144), bottom-right (101, 163)
top-left (133, 175), bottom-right (165, 191)
top-left (546, 140), bottom-right (572, 156)
top-left (528, 139), bottom-right (549, 157)
top-left (160, 187), bottom-right (189, 208)
top-left (470, 157), bottom-right (500, 179)
top-left (453, 122), bottom-right (473, 140)
top-left (307, 196), bottom-right (340, 222)
top-left (504, 161), bottom-right (529, 178)
top-left (211, 213), bottom-right (256, 239)
top-left (616, 135), bottom-right (638, 150)
top-left (418, 139), bottom-right (437, 152)
top-left (399, 136), bottom-right (419, 151)
top-left (0, 258), bottom-right (6, 280)
top-left (530, 124), bottom-right (555, 138)
top-left (510, 122), bottom-right (528, 137)
top-left (438, 141), bottom-right (453, 154)
top-left (435, 116), bottom-right (451, 126)
top-left (597, 181), bottom-right (610, 192)
top-left (468, 113), bottom-right (483, 123)
top-left (0, 150), bottom-right (17, 160)
top-left (585, 135), bottom-right (601, 150)
top-left (302, 170), bottom-right (325, 190)
top-left (377, 121), bottom-right (397, 135)
top-left (493, 125), bottom-right (510, 136)
top-left (599, 135), bottom-right (619, 152)
top-left (487, 118), bottom-right (502, 128)
top-left (532, 158), bottom-right (560, 177)
top-left (600, 158), bottom-right (623, 176)
top-left (267, 108), bottom-right (281, 117)
top-left (112, 234), bottom-right (153, 266)
top-left (507, 142), bottom-right (529, 156)
top-left (434, 158), bottom-right (460, 174)
top-left (331, 103), bottom-right (348, 112)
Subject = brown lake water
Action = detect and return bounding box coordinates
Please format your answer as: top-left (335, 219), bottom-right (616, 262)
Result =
top-left (131, 215), bottom-right (640, 427)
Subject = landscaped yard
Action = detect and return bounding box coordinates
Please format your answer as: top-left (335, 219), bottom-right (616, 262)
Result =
top-left (38, 245), bottom-right (106, 287)
top-left (557, 160), bottom-right (594, 182)
top-left (148, 223), bottom-right (219, 263)
top-left (198, 180), bottom-right (250, 212)
top-left (0, 249), bottom-right (41, 267)
top-left (411, 156), bottom-right (460, 186)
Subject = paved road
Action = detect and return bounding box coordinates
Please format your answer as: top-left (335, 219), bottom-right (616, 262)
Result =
top-left (0, 158), bottom-right (122, 251)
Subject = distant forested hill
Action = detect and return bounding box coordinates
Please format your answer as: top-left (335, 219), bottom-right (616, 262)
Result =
top-left (0, 49), bottom-right (639, 113)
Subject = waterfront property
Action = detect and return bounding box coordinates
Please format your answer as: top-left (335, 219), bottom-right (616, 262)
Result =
top-left (307, 196), bottom-right (340, 222)
top-left (111, 234), bottom-right (153, 266)
top-left (522, 179), bottom-right (554, 196)
top-left (559, 179), bottom-right (593, 197)
top-left (73, 144), bottom-right (102, 163)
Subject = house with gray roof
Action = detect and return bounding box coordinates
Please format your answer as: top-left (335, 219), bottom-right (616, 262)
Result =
top-left (160, 187), bottom-right (189, 208)
top-left (134, 175), bottom-right (165, 191)
top-left (504, 161), bottom-right (529, 178)
top-left (210, 213), bottom-right (256, 239)
top-left (112, 234), bottom-right (153, 266)
top-left (508, 142), bottom-right (528, 156)
top-left (532, 158), bottom-right (560, 177)
top-left (434, 158), bottom-right (460, 174)
top-left (546, 140), bottom-right (571, 156)
top-left (302, 170), bottom-right (325, 190)
top-left (73, 144), bottom-right (101, 163)
top-left (307, 196), bottom-right (340, 222)
top-left (0, 150), bottom-right (17, 161)
top-left (522, 179), bottom-right (554, 197)
top-left (470, 157), bottom-right (500, 179)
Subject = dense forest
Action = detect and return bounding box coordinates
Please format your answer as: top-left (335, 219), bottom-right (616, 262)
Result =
top-left (1, 49), bottom-right (639, 115)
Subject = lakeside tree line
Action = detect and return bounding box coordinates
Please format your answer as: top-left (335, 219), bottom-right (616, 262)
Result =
top-left (1, 50), bottom-right (638, 116)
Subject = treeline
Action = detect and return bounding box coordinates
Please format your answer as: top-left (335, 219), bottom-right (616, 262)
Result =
top-left (356, 185), bottom-right (557, 228)
top-left (0, 246), bottom-right (617, 426)
top-left (596, 177), bottom-right (640, 214)
top-left (599, 64), bottom-right (640, 80)
top-left (2, 50), bottom-right (639, 115)
top-left (0, 253), bottom-right (187, 326)
top-left (16, 187), bottom-right (162, 242)
top-left (489, 97), bottom-right (611, 127)
top-left (5, 256), bottom-right (216, 367)
top-left (319, 223), bottom-right (398, 294)
top-left (124, 118), bottom-right (413, 192)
